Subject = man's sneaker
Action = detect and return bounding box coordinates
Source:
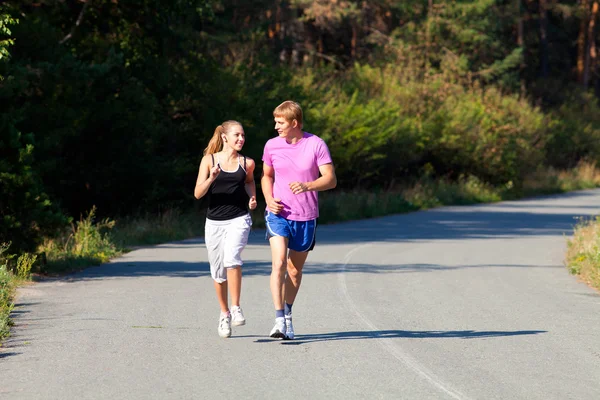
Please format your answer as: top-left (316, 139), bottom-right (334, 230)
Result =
top-left (269, 317), bottom-right (286, 339)
top-left (218, 312), bottom-right (231, 338)
top-left (231, 305), bottom-right (246, 326)
top-left (284, 313), bottom-right (294, 340)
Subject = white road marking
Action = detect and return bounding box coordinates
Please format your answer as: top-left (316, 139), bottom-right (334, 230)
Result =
top-left (338, 243), bottom-right (472, 400)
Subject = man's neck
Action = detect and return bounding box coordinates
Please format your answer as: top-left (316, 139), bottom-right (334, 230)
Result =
top-left (285, 129), bottom-right (304, 144)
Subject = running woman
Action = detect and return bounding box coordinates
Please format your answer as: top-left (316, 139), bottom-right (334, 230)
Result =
top-left (261, 101), bottom-right (337, 339)
top-left (194, 120), bottom-right (257, 338)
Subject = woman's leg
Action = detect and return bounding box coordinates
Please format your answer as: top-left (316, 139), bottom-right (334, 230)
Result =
top-left (214, 280), bottom-right (229, 313)
top-left (227, 266), bottom-right (242, 306)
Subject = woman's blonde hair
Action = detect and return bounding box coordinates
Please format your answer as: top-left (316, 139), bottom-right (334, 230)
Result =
top-left (203, 120), bottom-right (242, 155)
top-left (273, 100), bottom-right (303, 128)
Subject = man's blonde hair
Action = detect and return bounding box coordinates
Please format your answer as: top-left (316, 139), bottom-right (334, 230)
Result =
top-left (273, 100), bottom-right (303, 128)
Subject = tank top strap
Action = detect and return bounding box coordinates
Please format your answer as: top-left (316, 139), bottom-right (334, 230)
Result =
top-left (239, 155), bottom-right (247, 173)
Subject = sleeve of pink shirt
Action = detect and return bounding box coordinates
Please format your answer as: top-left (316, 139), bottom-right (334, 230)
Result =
top-left (262, 141), bottom-right (272, 167)
top-left (315, 138), bottom-right (333, 166)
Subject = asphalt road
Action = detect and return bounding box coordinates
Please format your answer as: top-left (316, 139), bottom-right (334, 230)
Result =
top-left (2, 189), bottom-right (600, 399)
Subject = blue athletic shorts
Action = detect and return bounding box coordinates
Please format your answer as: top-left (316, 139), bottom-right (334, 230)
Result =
top-left (265, 211), bottom-right (317, 252)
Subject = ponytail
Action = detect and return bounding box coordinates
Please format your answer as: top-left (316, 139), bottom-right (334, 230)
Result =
top-left (203, 125), bottom-right (224, 155)
top-left (203, 121), bottom-right (242, 155)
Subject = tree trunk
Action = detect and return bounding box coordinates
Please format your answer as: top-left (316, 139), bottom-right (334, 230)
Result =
top-left (584, 1), bottom-right (599, 89)
top-left (578, 0), bottom-right (590, 83)
top-left (517, 0), bottom-right (526, 95)
top-left (539, 0), bottom-right (549, 78)
top-left (351, 24), bottom-right (357, 59)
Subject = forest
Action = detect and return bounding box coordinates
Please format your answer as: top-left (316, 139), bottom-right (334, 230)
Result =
top-left (2, 0), bottom-right (600, 259)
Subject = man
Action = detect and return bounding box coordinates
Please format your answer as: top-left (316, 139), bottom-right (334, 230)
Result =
top-left (261, 100), bottom-right (337, 339)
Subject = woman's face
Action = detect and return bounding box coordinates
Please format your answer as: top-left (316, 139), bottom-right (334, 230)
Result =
top-left (224, 125), bottom-right (245, 151)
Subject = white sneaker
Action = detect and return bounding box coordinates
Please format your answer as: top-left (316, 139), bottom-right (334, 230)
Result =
top-left (218, 312), bottom-right (231, 338)
top-left (231, 305), bottom-right (246, 326)
top-left (284, 313), bottom-right (294, 340)
top-left (269, 317), bottom-right (286, 339)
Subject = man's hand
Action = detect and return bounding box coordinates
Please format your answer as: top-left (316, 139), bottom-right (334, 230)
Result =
top-left (289, 181), bottom-right (308, 195)
top-left (267, 197), bottom-right (283, 214)
top-left (248, 195), bottom-right (257, 210)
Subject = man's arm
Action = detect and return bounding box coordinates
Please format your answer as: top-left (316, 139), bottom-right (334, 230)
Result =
top-left (289, 163), bottom-right (337, 194)
top-left (261, 164), bottom-right (284, 214)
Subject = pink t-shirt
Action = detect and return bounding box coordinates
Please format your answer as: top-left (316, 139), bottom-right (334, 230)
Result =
top-left (262, 132), bottom-right (333, 221)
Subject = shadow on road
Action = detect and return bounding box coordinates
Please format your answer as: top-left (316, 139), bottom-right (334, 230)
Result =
top-left (0, 351), bottom-right (21, 359)
top-left (55, 260), bottom-right (561, 281)
top-left (34, 189), bottom-right (599, 281)
top-left (249, 329), bottom-right (547, 345)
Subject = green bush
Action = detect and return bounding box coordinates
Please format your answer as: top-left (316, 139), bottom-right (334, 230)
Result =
top-left (298, 63), bottom-right (547, 190)
top-left (0, 243), bottom-right (15, 340)
top-left (40, 207), bottom-right (119, 274)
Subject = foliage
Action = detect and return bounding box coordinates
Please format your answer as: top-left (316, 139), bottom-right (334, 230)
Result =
top-left (300, 63), bottom-right (547, 189)
top-left (39, 207), bottom-right (118, 275)
top-left (566, 216), bottom-right (600, 291)
top-left (0, 114), bottom-right (68, 253)
top-left (0, 243), bottom-right (16, 341)
top-left (0, 5), bottom-right (17, 66)
top-left (0, 0), bottom-right (600, 269)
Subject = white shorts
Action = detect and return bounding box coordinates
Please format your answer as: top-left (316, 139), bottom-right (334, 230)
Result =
top-left (205, 213), bottom-right (252, 283)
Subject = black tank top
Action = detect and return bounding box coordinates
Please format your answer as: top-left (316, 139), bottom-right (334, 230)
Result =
top-left (206, 154), bottom-right (249, 221)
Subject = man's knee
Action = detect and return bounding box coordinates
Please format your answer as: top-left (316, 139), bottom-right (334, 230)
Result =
top-left (272, 258), bottom-right (287, 274)
top-left (287, 263), bottom-right (302, 278)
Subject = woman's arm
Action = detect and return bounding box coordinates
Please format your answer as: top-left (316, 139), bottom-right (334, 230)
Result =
top-left (194, 155), bottom-right (220, 199)
top-left (244, 158), bottom-right (256, 198)
top-left (245, 158), bottom-right (257, 210)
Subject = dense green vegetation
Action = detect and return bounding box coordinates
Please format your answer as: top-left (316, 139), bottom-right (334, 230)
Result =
top-left (2, 1), bottom-right (600, 333)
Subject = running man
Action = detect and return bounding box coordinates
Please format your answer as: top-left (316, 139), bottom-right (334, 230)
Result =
top-left (261, 100), bottom-right (337, 339)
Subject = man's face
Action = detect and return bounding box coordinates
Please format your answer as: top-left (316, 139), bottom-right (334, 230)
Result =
top-left (274, 116), bottom-right (295, 138)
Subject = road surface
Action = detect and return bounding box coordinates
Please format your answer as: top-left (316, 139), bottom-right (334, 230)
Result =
top-left (2, 189), bottom-right (600, 399)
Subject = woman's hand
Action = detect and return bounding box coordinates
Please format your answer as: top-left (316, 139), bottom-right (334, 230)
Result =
top-left (209, 164), bottom-right (221, 180)
top-left (248, 196), bottom-right (257, 210)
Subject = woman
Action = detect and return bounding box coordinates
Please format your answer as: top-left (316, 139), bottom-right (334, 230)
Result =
top-left (194, 120), bottom-right (257, 338)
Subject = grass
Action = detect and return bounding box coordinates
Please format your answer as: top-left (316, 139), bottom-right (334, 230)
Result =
top-left (37, 207), bottom-right (119, 275)
top-left (566, 216), bottom-right (600, 291)
top-left (1, 243), bottom-right (37, 343)
top-left (0, 261), bottom-right (16, 341)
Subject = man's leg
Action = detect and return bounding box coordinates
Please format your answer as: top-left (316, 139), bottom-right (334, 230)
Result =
top-left (282, 250), bottom-right (309, 340)
top-left (269, 236), bottom-right (289, 311)
top-left (269, 236), bottom-right (289, 338)
top-left (284, 250), bottom-right (309, 305)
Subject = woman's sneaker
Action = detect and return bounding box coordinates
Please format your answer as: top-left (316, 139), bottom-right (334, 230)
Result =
top-left (269, 317), bottom-right (286, 339)
top-left (231, 305), bottom-right (246, 326)
top-left (284, 313), bottom-right (294, 340)
top-left (218, 312), bottom-right (231, 338)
